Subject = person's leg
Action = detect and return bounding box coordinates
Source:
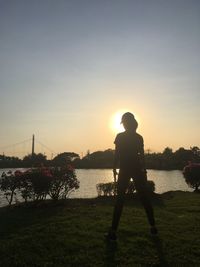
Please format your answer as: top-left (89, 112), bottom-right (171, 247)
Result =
top-left (134, 171), bottom-right (157, 233)
top-left (111, 170), bottom-right (130, 232)
top-left (138, 190), bottom-right (155, 226)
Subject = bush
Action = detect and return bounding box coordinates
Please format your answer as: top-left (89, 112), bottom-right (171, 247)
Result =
top-left (0, 170), bottom-right (21, 205)
top-left (0, 165), bottom-right (80, 205)
top-left (19, 168), bottom-right (52, 201)
top-left (48, 165), bottom-right (79, 200)
top-left (96, 180), bottom-right (155, 197)
top-left (96, 182), bottom-right (116, 196)
top-left (183, 163), bottom-right (200, 191)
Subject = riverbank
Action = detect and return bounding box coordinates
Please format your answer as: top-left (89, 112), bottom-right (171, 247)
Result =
top-left (0, 169), bottom-right (190, 206)
top-left (0, 191), bottom-right (199, 266)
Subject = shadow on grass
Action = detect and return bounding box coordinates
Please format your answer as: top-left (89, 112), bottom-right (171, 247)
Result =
top-left (127, 192), bottom-right (165, 207)
top-left (97, 192), bottom-right (165, 208)
top-left (151, 235), bottom-right (169, 267)
top-left (0, 200), bottom-right (67, 240)
top-left (104, 240), bottom-right (118, 267)
top-left (104, 235), bottom-right (169, 267)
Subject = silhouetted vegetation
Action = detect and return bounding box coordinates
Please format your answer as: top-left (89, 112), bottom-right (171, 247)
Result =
top-left (77, 146), bottom-right (200, 170)
top-left (183, 163), bottom-right (200, 191)
top-left (74, 149), bottom-right (115, 169)
top-left (0, 152), bottom-right (79, 168)
top-left (145, 147), bottom-right (200, 170)
top-left (0, 166), bottom-right (79, 206)
top-left (23, 153), bottom-right (47, 167)
top-left (52, 152), bottom-right (79, 167)
top-left (0, 154), bottom-right (22, 168)
top-left (0, 146), bottom-right (200, 170)
top-left (96, 180), bottom-right (155, 196)
top-left (0, 170), bottom-right (20, 205)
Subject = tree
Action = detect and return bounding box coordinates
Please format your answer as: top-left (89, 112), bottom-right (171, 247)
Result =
top-left (80, 149), bottom-right (114, 168)
top-left (163, 147), bottom-right (173, 156)
top-left (190, 146), bottom-right (200, 161)
top-left (23, 153), bottom-right (47, 167)
top-left (21, 168), bottom-right (52, 201)
top-left (52, 152), bottom-right (79, 167)
top-left (161, 147), bottom-right (174, 169)
top-left (0, 171), bottom-right (21, 205)
top-left (0, 155), bottom-right (22, 168)
top-left (183, 163), bottom-right (200, 191)
top-left (49, 166), bottom-right (79, 200)
top-left (174, 148), bottom-right (193, 169)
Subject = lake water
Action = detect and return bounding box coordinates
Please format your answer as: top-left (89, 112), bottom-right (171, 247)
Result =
top-left (0, 168), bottom-right (191, 207)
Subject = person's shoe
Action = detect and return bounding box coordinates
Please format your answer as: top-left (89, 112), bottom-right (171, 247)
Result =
top-left (150, 226), bottom-right (158, 235)
top-left (105, 229), bottom-right (117, 242)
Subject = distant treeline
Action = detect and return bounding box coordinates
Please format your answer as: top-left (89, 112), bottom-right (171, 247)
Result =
top-left (0, 147), bottom-right (200, 170)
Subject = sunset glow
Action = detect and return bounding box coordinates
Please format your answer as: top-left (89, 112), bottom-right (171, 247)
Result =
top-left (110, 111), bottom-right (125, 133)
top-left (110, 110), bottom-right (141, 134)
top-left (0, 1), bottom-right (200, 157)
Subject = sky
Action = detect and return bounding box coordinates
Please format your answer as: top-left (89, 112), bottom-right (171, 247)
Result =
top-left (0, 0), bottom-right (200, 158)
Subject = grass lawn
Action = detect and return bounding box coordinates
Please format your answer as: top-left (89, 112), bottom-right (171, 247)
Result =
top-left (0, 191), bottom-right (200, 267)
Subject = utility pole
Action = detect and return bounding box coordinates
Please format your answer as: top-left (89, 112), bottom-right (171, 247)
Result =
top-left (32, 134), bottom-right (35, 157)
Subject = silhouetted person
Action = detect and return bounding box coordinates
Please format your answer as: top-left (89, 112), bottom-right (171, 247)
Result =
top-left (106, 112), bottom-right (157, 241)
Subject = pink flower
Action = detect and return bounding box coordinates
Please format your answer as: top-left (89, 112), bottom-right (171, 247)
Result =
top-left (24, 169), bottom-right (32, 174)
top-left (67, 164), bottom-right (74, 171)
top-left (41, 168), bottom-right (53, 177)
top-left (14, 170), bottom-right (23, 176)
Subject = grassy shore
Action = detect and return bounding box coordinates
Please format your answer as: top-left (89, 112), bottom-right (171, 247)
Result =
top-left (0, 191), bottom-right (200, 267)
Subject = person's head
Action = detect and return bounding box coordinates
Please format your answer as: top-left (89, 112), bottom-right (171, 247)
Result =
top-left (121, 112), bottom-right (138, 131)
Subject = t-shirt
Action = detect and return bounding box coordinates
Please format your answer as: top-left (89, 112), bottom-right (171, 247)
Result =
top-left (114, 131), bottom-right (144, 170)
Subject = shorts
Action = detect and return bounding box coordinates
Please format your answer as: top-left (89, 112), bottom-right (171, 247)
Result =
top-left (117, 168), bottom-right (148, 196)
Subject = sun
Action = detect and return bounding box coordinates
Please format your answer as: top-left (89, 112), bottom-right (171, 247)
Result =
top-left (110, 110), bottom-right (125, 133)
top-left (110, 110), bottom-right (140, 133)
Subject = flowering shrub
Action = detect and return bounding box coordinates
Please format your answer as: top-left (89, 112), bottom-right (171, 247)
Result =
top-left (96, 182), bottom-right (116, 196)
top-left (183, 162), bottom-right (200, 191)
top-left (48, 165), bottom-right (79, 200)
top-left (96, 180), bottom-right (155, 197)
top-left (19, 168), bottom-right (52, 201)
top-left (0, 165), bottom-right (79, 205)
top-left (0, 170), bottom-right (21, 205)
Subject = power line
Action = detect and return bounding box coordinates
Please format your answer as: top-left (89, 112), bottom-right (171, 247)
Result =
top-left (0, 138), bottom-right (32, 150)
top-left (35, 139), bottom-right (56, 154)
top-left (0, 136), bottom-right (57, 159)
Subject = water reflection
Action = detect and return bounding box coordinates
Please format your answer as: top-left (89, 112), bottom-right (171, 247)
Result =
top-left (70, 169), bottom-right (191, 198)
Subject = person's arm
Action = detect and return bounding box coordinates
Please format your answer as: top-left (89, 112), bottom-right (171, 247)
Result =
top-left (113, 144), bottom-right (120, 183)
top-left (139, 136), bottom-right (147, 174)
